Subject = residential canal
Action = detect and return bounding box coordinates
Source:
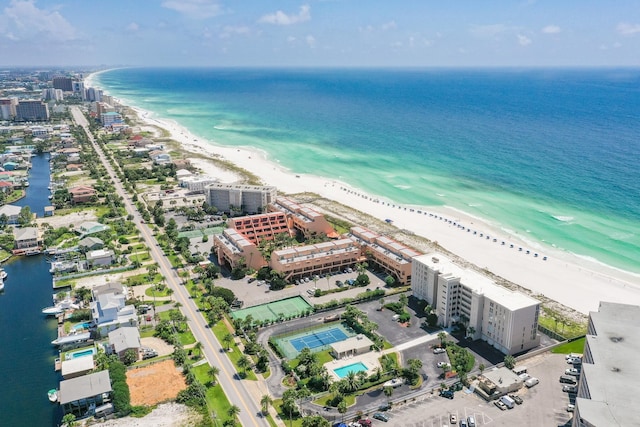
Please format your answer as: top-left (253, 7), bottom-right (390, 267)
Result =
top-left (0, 153), bottom-right (61, 425)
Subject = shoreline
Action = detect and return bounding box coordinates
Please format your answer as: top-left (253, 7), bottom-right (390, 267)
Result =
top-left (88, 72), bottom-right (639, 314)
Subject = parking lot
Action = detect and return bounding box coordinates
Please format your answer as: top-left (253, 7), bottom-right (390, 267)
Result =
top-left (374, 353), bottom-right (574, 426)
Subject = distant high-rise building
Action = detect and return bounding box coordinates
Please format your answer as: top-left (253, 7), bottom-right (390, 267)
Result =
top-left (0, 98), bottom-right (18, 120)
top-left (42, 88), bottom-right (64, 102)
top-left (16, 100), bottom-right (50, 122)
top-left (52, 76), bottom-right (74, 92)
top-left (87, 87), bottom-right (102, 102)
top-left (72, 81), bottom-right (86, 100)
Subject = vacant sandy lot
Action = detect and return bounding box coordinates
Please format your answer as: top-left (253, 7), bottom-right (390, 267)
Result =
top-left (94, 402), bottom-right (201, 427)
top-left (126, 359), bottom-right (187, 406)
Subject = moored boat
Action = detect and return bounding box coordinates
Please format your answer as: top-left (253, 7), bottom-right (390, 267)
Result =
top-left (0, 268), bottom-right (7, 279)
top-left (41, 299), bottom-right (79, 316)
top-left (0, 277), bottom-right (4, 292)
top-left (47, 389), bottom-right (58, 402)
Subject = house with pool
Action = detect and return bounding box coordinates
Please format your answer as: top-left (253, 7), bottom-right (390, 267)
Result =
top-left (90, 283), bottom-right (137, 337)
top-left (58, 370), bottom-right (112, 418)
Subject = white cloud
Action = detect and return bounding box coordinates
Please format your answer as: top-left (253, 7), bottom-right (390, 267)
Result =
top-left (470, 24), bottom-right (508, 38)
top-left (517, 34), bottom-right (532, 46)
top-left (259, 5), bottom-right (310, 26)
top-left (287, 36), bottom-right (296, 42)
top-left (126, 22), bottom-right (139, 32)
top-left (1, 0), bottom-right (77, 42)
top-left (219, 25), bottom-right (250, 39)
top-left (306, 34), bottom-right (316, 48)
top-left (541, 25), bottom-right (561, 34)
top-left (381, 20), bottom-right (396, 31)
top-left (162, 0), bottom-right (223, 19)
top-left (616, 22), bottom-right (640, 35)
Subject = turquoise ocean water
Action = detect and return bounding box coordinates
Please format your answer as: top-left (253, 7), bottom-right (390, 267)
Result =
top-left (95, 68), bottom-right (640, 275)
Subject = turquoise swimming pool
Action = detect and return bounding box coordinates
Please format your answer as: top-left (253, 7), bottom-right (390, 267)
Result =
top-left (71, 322), bottom-right (91, 330)
top-left (333, 362), bottom-right (368, 378)
top-left (66, 347), bottom-right (96, 360)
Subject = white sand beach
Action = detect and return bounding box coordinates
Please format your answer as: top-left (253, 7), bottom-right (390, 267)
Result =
top-left (91, 75), bottom-right (640, 314)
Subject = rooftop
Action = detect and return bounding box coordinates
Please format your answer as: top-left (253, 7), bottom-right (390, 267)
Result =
top-left (414, 253), bottom-right (540, 310)
top-left (58, 370), bottom-right (111, 404)
top-left (576, 302), bottom-right (640, 426)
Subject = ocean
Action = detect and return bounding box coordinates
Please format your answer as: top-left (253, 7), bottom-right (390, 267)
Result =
top-left (94, 68), bottom-right (640, 276)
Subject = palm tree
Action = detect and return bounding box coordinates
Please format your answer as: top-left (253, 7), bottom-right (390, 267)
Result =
top-left (337, 400), bottom-right (348, 422)
top-left (399, 293), bottom-right (408, 308)
top-left (237, 355), bottom-right (251, 375)
top-left (167, 288), bottom-right (174, 302)
top-left (437, 331), bottom-right (447, 347)
top-left (208, 365), bottom-right (220, 386)
top-left (478, 363), bottom-right (486, 376)
top-left (194, 341), bottom-right (203, 358)
top-left (260, 394), bottom-right (273, 415)
top-left (467, 326), bottom-right (476, 338)
top-left (223, 333), bottom-right (234, 351)
top-left (344, 371), bottom-right (360, 393)
top-left (384, 386), bottom-right (394, 403)
top-left (227, 405), bottom-right (241, 420)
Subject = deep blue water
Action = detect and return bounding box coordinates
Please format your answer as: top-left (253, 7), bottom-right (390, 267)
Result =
top-left (95, 68), bottom-right (640, 274)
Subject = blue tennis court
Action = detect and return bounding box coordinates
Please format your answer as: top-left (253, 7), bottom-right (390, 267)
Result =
top-left (272, 322), bottom-right (356, 359)
top-left (290, 328), bottom-right (348, 351)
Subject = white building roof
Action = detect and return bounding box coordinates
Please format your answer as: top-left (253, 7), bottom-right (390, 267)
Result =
top-left (414, 253), bottom-right (539, 310)
top-left (59, 370), bottom-right (111, 405)
top-left (61, 355), bottom-right (95, 377)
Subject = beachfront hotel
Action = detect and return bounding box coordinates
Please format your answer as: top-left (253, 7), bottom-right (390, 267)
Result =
top-left (348, 226), bottom-right (420, 286)
top-left (204, 183), bottom-right (277, 215)
top-left (572, 302), bottom-right (640, 427)
top-left (269, 197), bottom-right (339, 239)
top-left (227, 211), bottom-right (292, 245)
top-left (412, 253), bottom-right (540, 355)
top-left (214, 228), bottom-right (266, 271)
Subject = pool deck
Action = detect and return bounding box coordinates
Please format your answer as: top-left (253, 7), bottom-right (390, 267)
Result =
top-left (325, 350), bottom-right (383, 381)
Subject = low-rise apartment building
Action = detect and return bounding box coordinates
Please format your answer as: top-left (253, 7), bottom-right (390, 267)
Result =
top-left (572, 302), bottom-right (639, 427)
top-left (227, 212), bottom-right (291, 245)
top-left (412, 253), bottom-right (540, 355)
top-left (213, 228), bottom-right (266, 271)
top-left (349, 226), bottom-right (420, 286)
top-left (270, 197), bottom-right (338, 238)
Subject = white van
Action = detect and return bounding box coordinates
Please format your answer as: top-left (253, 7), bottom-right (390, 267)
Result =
top-left (392, 314), bottom-right (400, 321)
top-left (499, 395), bottom-right (515, 409)
top-left (512, 366), bottom-right (527, 376)
top-left (525, 377), bottom-right (539, 388)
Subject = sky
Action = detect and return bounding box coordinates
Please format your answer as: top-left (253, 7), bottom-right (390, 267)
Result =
top-left (0, 0), bottom-right (639, 67)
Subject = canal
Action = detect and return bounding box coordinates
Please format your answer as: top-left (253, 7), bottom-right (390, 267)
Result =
top-left (0, 153), bottom-right (61, 425)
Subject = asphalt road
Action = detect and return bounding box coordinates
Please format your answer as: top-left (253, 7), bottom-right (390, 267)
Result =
top-left (71, 107), bottom-right (268, 427)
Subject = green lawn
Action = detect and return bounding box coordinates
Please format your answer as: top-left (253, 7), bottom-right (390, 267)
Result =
top-left (145, 286), bottom-right (172, 297)
top-left (273, 399), bottom-right (304, 427)
top-left (192, 364), bottom-right (235, 424)
top-left (314, 393), bottom-right (356, 407)
top-left (157, 311), bottom-right (197, 345)
top-left (539, 312), bottom-right (588, 339)
top-left (551, 338), bottom-right (585, 354)
top-left (211, 321), bottom-right (257, 381)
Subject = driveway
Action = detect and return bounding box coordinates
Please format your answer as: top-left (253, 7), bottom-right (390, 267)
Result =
top-left (140, 336), bottom-right (174, 357)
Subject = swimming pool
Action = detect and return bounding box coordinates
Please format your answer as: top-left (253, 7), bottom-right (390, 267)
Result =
top-left (71, 322), bottom-right (91, 330)
top-left (333, 362), bottom-right (368, 378)
top-left (66, 347), bottom-right (96, 360)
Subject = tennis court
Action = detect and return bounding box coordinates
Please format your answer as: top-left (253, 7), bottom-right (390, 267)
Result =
top-left (272, 322), bottom-right (356, 359)
top-left (230, 296), bottom-right (312, 323)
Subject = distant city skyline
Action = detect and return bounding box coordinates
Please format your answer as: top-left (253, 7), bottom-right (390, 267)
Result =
top-left (1, 0), bottom-right (639, 67)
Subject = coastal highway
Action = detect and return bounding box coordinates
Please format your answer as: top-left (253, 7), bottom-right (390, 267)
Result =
top-left (71, 107), bottom-right (269, 427)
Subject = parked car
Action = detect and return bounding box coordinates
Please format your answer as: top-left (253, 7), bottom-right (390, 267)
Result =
top-left (440, 390), bottom-right (454, 399)
top-left (509, 394), bottom-right (523, 405)
top-left (459, 420), bottom-right (467, 427)
top-left (567, 404), bottom-right (575, 412)
top-left (494, 400), bottom-right (507, 411)
top-left (433, 347), bottom-right (446, 354)
top-left (565, 368), bottom-right (580, 376)
top-left (565, 353), bottom-right (582, 360)
top-left (373, 412), bottom-right (389, 422)
top-left (567, 357), bottom-right (582, 365)
top-left (524, 377), bottom-right (539, 388)
top-left (247, 277), bottom-right (256, 283)
top-left (449, 414), bottom-right (457, 424)
top-left (437, 362), bottom-right (450, 368)
top-left (467, 416), bottom-right (476, 427)
top-left (563, 385), bottom-right (577, 393)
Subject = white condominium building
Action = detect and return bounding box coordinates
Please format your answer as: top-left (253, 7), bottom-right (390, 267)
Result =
top-left (204, 183), bottom-right (277, 214)
top-left (412, 253), bottom-right (540, 355)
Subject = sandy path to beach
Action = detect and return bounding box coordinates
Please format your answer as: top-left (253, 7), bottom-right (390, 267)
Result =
top-left (112, 97), bottom-right (640, 315)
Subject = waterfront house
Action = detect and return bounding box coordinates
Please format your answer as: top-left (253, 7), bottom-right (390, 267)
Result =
top-left (61, 355), bottom-right (95, 380)
top-left (2, 161), bottom-right (18, 171)
top-left (150, 151), bottom-right (172, 165)
top-left (13, 227), bottom-right (41, 249)
top-left (0, 181), bottom-right (13, 193)
top-left (66, 163), bottom-right (83, 172)
top-left (69, 185), bottom-right (97, 204)
top-left (90, 283), bottom-right (137, 336)
top-left (58, 370), bottom-right (112, 417)
top-left (108, 327), bottom-right (141, 361)
top-left (86, 249), bottom-right (115, 267)
top-left (0, 203), bottom-right (21, 224)
top-left (77, 221), bottom-right (109, 237)
top-left (78, 236), bottom-right (104, 252)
